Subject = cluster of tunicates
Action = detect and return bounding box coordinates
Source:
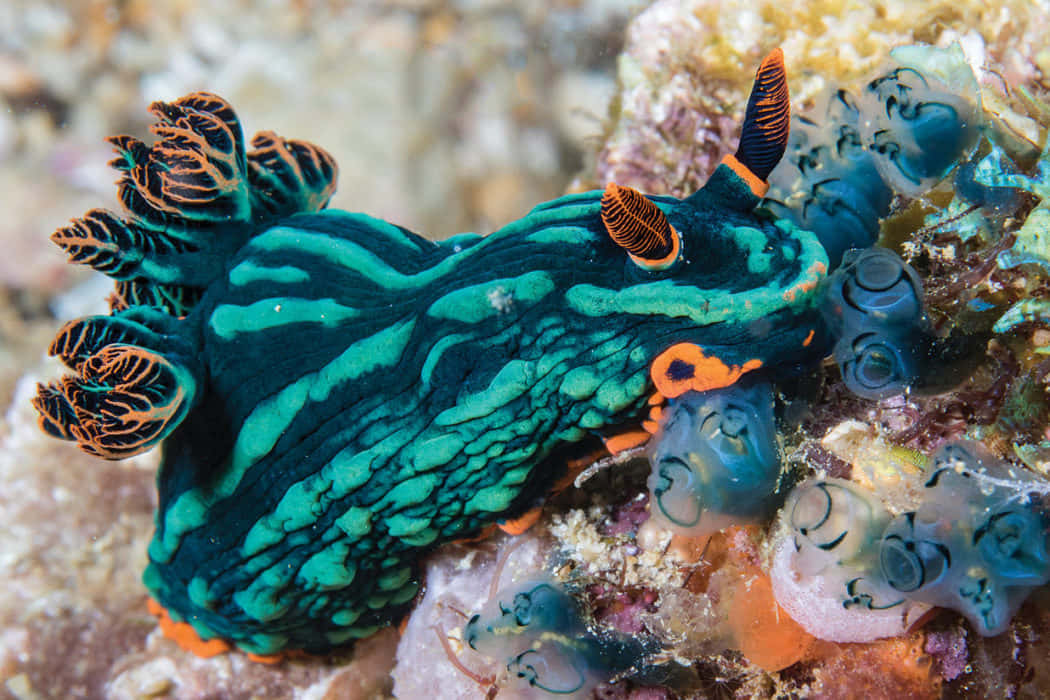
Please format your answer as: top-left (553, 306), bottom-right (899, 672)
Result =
top-left (821, 247), bottom-right (931, 400)
top-left (642, 47), bottom-right (986, 538)
top-left (463, 579), bottom-right (655, 698)
top-left (765, 44), bottom-right (981, 268)
top-left (646, 379), bottom-right (783, 537)
top-left (820, 245), bottom-right (989, 400)
top-left (785, 442), bottom-right (1050, 636)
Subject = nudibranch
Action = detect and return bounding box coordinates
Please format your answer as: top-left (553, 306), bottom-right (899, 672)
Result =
top-left (33, 51), bottom-right (829, 656)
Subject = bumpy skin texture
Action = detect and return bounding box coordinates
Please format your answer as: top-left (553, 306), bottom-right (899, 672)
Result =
top-left (36, 89), bottom-right (829, 654)
top-left (148, 172), bottom-right (825, 654)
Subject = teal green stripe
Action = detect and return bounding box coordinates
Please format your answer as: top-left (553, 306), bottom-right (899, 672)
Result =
top-left (251, 207), bottom-right (593, 291)
top-left (251, 227), bottom-right (472, 290)
top-left (209, 297), bottom-right (359, 340)
top-left (426, 271), bottom-right (555, 323)
top-left (135, 258), bottom-right (184, 284)
top-left (439, 232), bottom-right (483, 251)
top-left (420, 332), bottom-right (471, 387)
top-left (730, 225), bottom-right (774, 274)
top-left (500, 202), bottom-right (600, 239)
top-left (229, 260), bottom-right (310, 286)
top-left (434, 359), bottom-right (533, 426)
top-left (297, 541), bottom-right (356, 590)
top-left (321, 210), bottom-right (435, 252)
top-left (154, 319), bottom-right (416, 562)
top-left (527, 190), bottom-right (600, 213)
top-left (565, 225), bottom-right (827, 323)
top-left (525, 225), bottom-right (593, 245)
top-left (230, 318), bottom-right (415, 473)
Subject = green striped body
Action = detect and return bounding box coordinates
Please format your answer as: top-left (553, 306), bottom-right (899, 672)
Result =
top-left (143, 165), bottom-right (828, 654)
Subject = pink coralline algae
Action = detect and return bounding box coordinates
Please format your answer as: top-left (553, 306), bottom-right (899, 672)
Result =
top-left (925, 626), bottom-right (970, 681)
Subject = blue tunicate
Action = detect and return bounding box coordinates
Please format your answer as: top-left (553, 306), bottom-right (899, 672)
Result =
top-left (646, 380), bottom-right (782, 536)
top-left (764, 44), bottom-right (981, 268)
top-left (784, 442), bottom-right (1050, 637)
top-left (464, 579), bottom-right (656, 698)
top-left (876, 442), bottom-right (1050, 635)
top-left (786, 478), bottom-right (904, 611)
top-left (788, 479), bottom-right (886, 562)
top-left (822, 247), bottom-right (929, 399)
top-left (974, 506), bottom-right (1050, 584)
top-left (879, 514), bottom-right (952, 593)
top-left (862, 66), bottom-right (979, 195)
top-left (836, 331), bottom-right (921, 400)
top-left (465, 582), bottom-right (590, 696)
top-left (764, 91), bottom-right (893, 267)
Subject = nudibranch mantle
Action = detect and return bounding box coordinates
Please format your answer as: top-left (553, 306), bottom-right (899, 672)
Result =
top-left (34, 54), bottom-right (827, 655)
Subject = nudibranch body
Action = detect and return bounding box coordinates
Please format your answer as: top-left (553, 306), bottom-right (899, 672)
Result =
top-left (34, 53), bottom-right (829, 654)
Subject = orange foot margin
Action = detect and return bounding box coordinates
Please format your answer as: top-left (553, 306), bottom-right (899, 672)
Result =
top-left (146, 598), bottom-right (293, 664)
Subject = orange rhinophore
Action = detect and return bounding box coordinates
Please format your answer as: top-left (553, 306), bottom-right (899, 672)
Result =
top-left (721, 47), bottom-right (791, 197)
top-left (748, 49), bottom-right (790, 153)
top-left (600, 183), bottom-right (681, 269)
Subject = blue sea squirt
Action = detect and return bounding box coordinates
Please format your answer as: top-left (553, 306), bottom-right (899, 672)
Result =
top-left (463, 577), bottom-right (656, 698)
top-left (647, 378), bottom-right (783, 537)
top-left (32, 51), bottom-right (837, 656)
top-left (765, 42), bottom-right (981, 268)
top-left (778, 442), bottom-right (1050, 638)
top-left (643, 45), bottom-right (987, 543)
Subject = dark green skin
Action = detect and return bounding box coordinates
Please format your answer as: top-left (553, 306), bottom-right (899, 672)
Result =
top-left (138, 164), bottom-right (827, 654)
top-left (35, 91), bottom-right (830, 655)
